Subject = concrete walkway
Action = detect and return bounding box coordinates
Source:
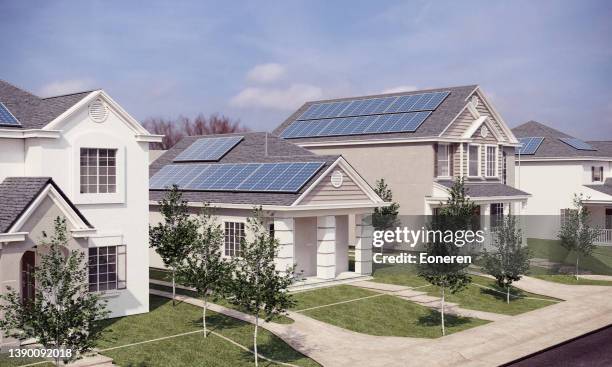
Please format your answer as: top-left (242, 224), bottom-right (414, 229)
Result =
top-left (150, 275), bottom-right (612, 367)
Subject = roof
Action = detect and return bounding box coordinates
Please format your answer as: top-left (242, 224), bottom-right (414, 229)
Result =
top-left (0, 177), bottom-right (92, 233)
top-left (272, 85), bottom-right (478, 143)
top-left (437, 180), bottom-right (530, 198)
top-left (0, 80), bottom-right (95, 130)
top-left (584, 178), bottom-right (612, 197)
top-left (149, 132), bottom-right (341, 206)
top-left (512, 121), bottom-right (612, 159)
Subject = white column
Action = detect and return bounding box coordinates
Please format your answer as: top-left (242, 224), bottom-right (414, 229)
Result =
top-left (317, 215), bottom-right (336, 279)
top-left (273, 217), bottom-right (295, 273)
top-left (355, 214), bottom-right (373, 275)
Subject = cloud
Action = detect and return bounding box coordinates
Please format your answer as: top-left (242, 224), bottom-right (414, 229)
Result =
top-left (230, 84), bottom-right (323, 110)
top-left (381, 85), bottom-right (418, 94)
top-left (246, 63), bottom-right (286, 83)
top-left (37, 79), bottom-right (96, 97)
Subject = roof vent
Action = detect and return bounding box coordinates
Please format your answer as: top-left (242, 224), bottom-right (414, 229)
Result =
top-left (89, 98), bottom-right (108, 123)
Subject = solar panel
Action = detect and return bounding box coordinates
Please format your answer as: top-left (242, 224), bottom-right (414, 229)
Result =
top-left (150, 162), bottom-right (325, 193)
top-left (174, 136), bottom-right (243, 162)
top-left (516, 137), bottom-right (544, 155)
top-left (296, 91), bottom-right (449, 121)
top-left (0, 102), bottom-right (20, 126)
top-left (558, 138), bottom-right (596, 151)
top-left (280, 111), bottom-right (431, 138)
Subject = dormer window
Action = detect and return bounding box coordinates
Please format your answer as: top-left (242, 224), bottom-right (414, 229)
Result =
top-left (592, 166), bottom-right (604, 182)
top-left (80, 148), bottom-right (117, 193)
top-left (436, 143), bottom-right (451, 177)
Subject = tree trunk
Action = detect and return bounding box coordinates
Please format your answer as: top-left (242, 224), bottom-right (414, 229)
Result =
top-left (172, 269), bottom-right (176, 306)
top-left (575, 255), bottom-right (579, 281)
top-left (506, 285), bottom-right (510, 304)
top-left (441, 287), bottom-right (446, 336)
top-left (203, 295), bottom-right (208, 338)
top-left (254, 314), bottom-right (259, 367)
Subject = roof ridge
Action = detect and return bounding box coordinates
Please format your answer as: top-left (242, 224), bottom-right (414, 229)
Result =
top-left (0, 79), bottom-right (39, 99)
top-left (41, 89), bottom-right (98, 100)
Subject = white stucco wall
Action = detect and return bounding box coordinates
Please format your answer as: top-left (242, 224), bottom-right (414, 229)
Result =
top-left (0, 138), bottom-right (25, 182)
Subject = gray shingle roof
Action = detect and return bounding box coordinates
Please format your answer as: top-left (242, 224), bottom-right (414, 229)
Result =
top-left (272, 85), bottom-right (478, 143)
top-left (149, 132), bottom-right (341, 206)
top-left (584, 178), bottom-right (612, 197)
top-left (0, 80), bottom-right (94, 130)
top-left (512, 121), bottom-right (612, 159)
top-left (0, 177), bottom-right (91, 233)
top-left (437, 180), bottom-right (530, 198)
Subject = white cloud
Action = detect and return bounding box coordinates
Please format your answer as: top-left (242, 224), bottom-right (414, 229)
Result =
top-left (38, 79), bottom-right (96, 97)
top-left (230, 84), bottom-right (323, 110)
top-left (246, 63), bottom-right (286, 83)
top-left (381, 85), bottom-right (418, 94)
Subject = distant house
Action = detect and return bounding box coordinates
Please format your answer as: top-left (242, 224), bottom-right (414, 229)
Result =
top-left (273, 85), bottom-right (530, 231)
top-left (0, 79), bottom-right (161, 347)
top-left (512, 121), bottom-right (612, 243)
top-left (149, 132), bottom-right (385, 285)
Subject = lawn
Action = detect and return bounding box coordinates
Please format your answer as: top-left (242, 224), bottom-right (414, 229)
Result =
top-left (527, 238), bottom-right (612, 276)
top-left (0, 353), bottom-right (54, 367)
top-left (529, 265), bottom-right (612, 286)
top-left (290, 285), bottom-right (488, 338)
top-left (97, 295), bottom-right (319, 367)
top-left (371, 262), bottom-right (560, 315)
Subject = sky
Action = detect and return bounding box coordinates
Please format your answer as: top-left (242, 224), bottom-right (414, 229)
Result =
top-left (1, 0), bottom-right (611, 138)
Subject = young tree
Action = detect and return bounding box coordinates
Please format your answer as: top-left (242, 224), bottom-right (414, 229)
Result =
top-left (418, 178), bottom-right (475, 336)
top-left (372, 178), bottom-right (400, 231)
top-left (229, 208), bottom-right (295, 367)
top-left (482, 216), bottom-right (531, 303)
top-left (150, 185), bottom-right (199, 305)
top-left (558, 194), bottom-right (601, 280)
top-left (0, 217), bottom-right (109, 366)
top-left (177, 206), bottom-right (232, 337)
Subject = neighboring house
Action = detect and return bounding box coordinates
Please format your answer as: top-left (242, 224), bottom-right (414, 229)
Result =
top-left (272, 85), bottom-right (530, 232)
top-left (149, 132), bottom-right (385, 285)
top-left (0, 79), bottom-right (162, 344)
top-left (512, 121), bottom-right (612, 244)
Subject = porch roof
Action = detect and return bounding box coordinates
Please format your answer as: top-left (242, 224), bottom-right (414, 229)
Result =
top-left (584, 178), bottom-right (612, 199)
top-left (436, 180), bottom-right (531, 199)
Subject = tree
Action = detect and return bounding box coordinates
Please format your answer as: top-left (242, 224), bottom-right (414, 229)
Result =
top-left (418, 178), bottom-right (475, 336)
top-left (149, 186), bottom-right (200, 305)
top-left (558, 194), bottom-right (601, 280)
top-left (177, 206), bottom-right (232, 337)
top-left (372, 178), bottom-right (400, 232)
top-left (229, 208), bottom-right (295, 367)
top-left (482, 216), bottom-right (531, 304)
top-left (0, 217), bottom-right (109, 366)
top-left (143, 113), bottom-right (248, 150)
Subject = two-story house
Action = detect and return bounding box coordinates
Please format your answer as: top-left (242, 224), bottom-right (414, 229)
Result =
top-left (512, 121), bottom-right (612, 244)
top-left (0, 79), bottom-right (161, 344)
top-left (273, 85), bottom-right (530, 233)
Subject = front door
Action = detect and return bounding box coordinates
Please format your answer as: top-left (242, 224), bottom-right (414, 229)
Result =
top-left (605, 209), bottom-right (612, 229)
top-left (21, 251), bottom-right (36, 303)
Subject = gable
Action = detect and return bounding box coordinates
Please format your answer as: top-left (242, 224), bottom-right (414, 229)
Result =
top-left (298, 166), bottom-right (372, 206)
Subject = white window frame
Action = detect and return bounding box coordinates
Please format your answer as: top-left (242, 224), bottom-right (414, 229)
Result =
top-left (467, 144), bottom-right (481, 177)
top-left (592, 166), bottom-right (604, 182)
top-left (88, 245), bottom-right (126, 293)
top-left (485, 145), bottom-right (498, 178)
top-left (80, 148), bottom-right (117, 194)
top-left (224, 221), bottom-right (245, 257)
top-left (436, 143), bottom-right (452, 178)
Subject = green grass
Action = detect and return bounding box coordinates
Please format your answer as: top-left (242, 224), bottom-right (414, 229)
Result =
top-left (0, 353), bottom-right (54, 367)
top-left (371, 262), bottom-right (559, 315)
top-left (97, 295), bottom-right (319, 367)
top-left (527, 238), bottom-right (612, 275)
top-left (290, 285), bottom-right (378, 311)
top-left (150, 267), bottom-right (173, 282)
top-left (529, 266), bottom-right (612, 285)
top-left (149, 283), bottom-right (294, 324)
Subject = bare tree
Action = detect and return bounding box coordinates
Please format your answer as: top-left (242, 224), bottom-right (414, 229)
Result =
top-left (143, 114), bottom-right (248, 150)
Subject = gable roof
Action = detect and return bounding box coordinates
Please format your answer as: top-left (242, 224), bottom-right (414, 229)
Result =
top-left (512, 121), bottom-right (612, 159)
top-left (0, 177), bottom-right (92, 233)
top-left (149, 132), bottom-right (345, 206)
top-left (0, 80), bottom-right (95, 130)
top-left (272, 85), bottom-right (478, 143)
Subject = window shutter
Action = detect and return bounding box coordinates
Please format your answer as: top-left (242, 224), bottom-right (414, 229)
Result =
top-left (434, 143), bottom-right (438, 178)
top-left (600, 167), bottom-right (604, 181)
top-left (592, 166), bottom-right (595, 181)
top-left (117, 245), bottom-right (127, 290)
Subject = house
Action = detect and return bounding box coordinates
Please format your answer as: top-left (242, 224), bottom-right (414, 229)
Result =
top-left (0, 79), bottom-right (161, 343)
top-left (512, 121), bottom-right (612, 244)
top-left (272, 85), bottom-right (530, 232)
top-left (148, 132), bottom-right (385, 285)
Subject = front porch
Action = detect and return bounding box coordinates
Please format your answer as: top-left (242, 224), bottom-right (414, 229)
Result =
top-left (585, 203), bottom-right (612, 245)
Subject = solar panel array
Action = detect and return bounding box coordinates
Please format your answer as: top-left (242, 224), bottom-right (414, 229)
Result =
top-left (558, 137), bottom-right (596, 151)
top-left (150, 162), bottom-right (324, 192)
top-left (174, 136), bottom-right (243, 162)
top-left (516, 137), bottom-right (544, 155)
top-left (281, 91), bottom-right (450, 139)
top-left (0, 102), bottom-right (20, 126)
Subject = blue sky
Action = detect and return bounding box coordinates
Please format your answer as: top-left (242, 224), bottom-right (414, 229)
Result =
top-left (1, 1), bottom-right (611, 138)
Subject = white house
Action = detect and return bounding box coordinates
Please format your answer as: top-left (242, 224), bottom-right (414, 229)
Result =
top-left (0, 79), bottom-right (162, 344)
top-left (149, 132), bottom-right (384, 286)
top-left (512, 121), bottom-right (612, 243)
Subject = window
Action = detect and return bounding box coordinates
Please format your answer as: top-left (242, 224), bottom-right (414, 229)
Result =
top-left (485, 146), bottom-right (497, 177)
top-left (468, 145), bottom-right (480, 177)
top-left (592, 166), bottom-right (604, 182)
top-left (88, 245), bottom-right (126, 292)
top-left (224, 222), bottom-right (245, 257)
top-left (560, 208), bottom-right (577, 227)
top-left (436, 144), bottom-right (451, 177)
top-left (80, 148), bottom-right (117, 193)
top-left (490, 203), bottom-right (504, 229)
top-left (269, 223), bottom-right (275, 239)
top-left (502, 151), bottom-right (507, 185)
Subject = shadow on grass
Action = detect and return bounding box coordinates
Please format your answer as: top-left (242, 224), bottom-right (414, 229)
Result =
top-left (235, 329), bottom-right (317, 367)
top-left (479, 285), bottom-right (526, 301)
top-left (417, 309), bottom-right (473, 329)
